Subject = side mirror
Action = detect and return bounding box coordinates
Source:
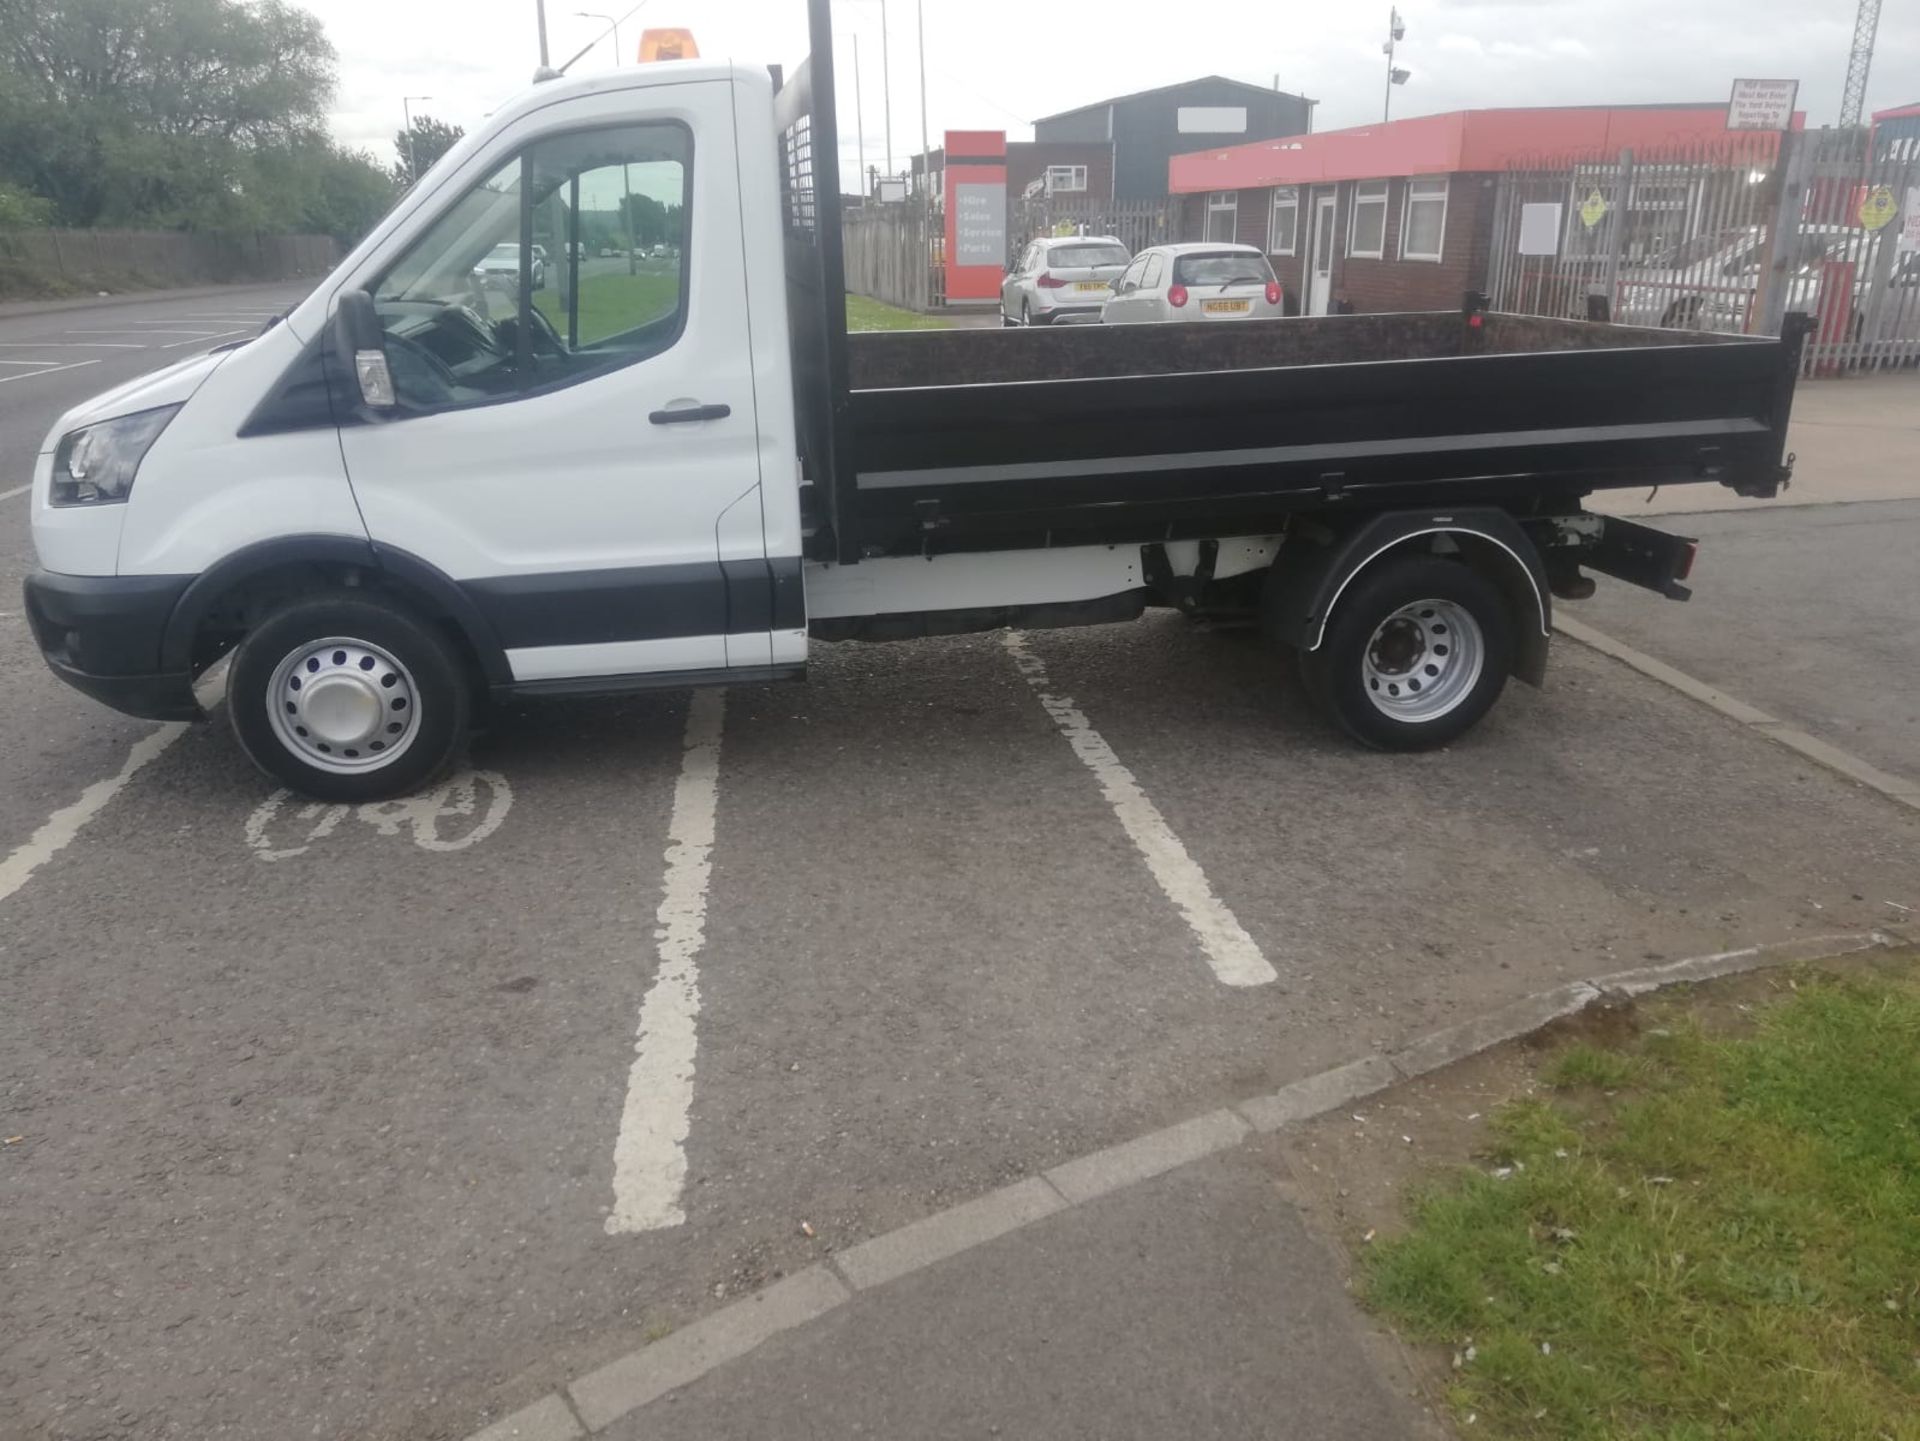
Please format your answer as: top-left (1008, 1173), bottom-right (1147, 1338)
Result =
top-left (332, 289), bottom-right (394, 409)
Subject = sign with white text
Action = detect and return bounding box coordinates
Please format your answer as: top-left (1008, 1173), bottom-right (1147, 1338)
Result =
top-left (1728, 78), bottom-right (1798, 131)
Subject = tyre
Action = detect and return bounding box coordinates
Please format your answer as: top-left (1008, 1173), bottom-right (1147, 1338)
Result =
top-left (1297, 555), bottom-right (1514, 751)
top-left (228, 593), bottom-right (471, 802)
top-left (1660, 296), bottom-right (1703, 329)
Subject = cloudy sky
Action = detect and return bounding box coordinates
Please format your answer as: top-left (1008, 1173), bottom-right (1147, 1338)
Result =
top-left (314, 0), bottom-right (1920, 183)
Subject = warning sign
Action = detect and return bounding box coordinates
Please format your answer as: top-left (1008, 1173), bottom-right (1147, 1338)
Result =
top-left (1859, 185), bottom-right (1897, 231)
top-left (1579, 190), bottom-right (1609, 228)
top-left (1727, 78), bottom-right (1798, 131)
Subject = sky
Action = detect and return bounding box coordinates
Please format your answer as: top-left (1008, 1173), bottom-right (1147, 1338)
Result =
top-left (314, 0), bottom-right (1920, 186)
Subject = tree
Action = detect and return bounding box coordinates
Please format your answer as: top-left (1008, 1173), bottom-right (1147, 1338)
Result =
top-left (0, 0), bottom-right (347, 230)
top-left (393, 116), bottom-right (464, 186)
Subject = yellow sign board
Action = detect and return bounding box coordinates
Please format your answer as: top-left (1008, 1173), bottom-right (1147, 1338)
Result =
top-left (1579, 189), bottom-right (1609, 229)
top-left (1859, 185), bottom-right (1897, 231)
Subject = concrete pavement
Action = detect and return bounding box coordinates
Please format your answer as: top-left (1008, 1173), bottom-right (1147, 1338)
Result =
top-left (1578, 497), bottom-right (1920, 786)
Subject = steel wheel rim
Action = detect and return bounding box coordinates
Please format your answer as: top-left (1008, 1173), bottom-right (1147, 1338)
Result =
top-left (266, 636), bottom-right (420, 774)
top-left (1361, 598), bottom-right (1483, 723)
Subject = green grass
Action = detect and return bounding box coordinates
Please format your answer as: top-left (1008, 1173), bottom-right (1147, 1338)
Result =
top-left (1363, 965), bottom-right (1920, 1440)
top-left (532, 268), bottom-right (679, 342)
top-left (845, 294), bottom-right (950, 332)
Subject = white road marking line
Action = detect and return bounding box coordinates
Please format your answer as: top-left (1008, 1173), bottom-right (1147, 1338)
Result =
top-left (605, 688), bottom-right (727, 1234)
top-left (0, 359), bottom-right (100, 385)
top-left (1001, 631), bottom-right (1280, 988)
top-left (161, 329), bottom-right (248, 349)
top-left (0, 341), bottom-right (146, 349)
top-left (68, 327), bottom-right (223, 336)
top-left (1, 483), bottom-right (30, 502)
top-left (0, 724), bottom-right (187, 906)
top-left (0, 360), bottom-right (60, 367)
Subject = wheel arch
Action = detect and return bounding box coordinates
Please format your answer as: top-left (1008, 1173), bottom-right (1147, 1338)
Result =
top-left (159, 535), bottom-right (513, 687)
top-left (1263, 508), bottom-right (1552, 687)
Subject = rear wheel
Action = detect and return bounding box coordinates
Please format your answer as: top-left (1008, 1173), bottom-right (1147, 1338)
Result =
top-left (228, 593), bottom-right (471, 802)
top-left (1297, 555), bottom-right (1514, 750)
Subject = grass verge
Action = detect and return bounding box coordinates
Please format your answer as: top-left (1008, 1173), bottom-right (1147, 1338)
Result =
top-left (1361, 957), bottom-right (1920, 1440)
top-left (846, 294), bottom-right (950, 331)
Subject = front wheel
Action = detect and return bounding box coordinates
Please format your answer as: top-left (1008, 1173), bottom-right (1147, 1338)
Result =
top-left (1297, 555), bottom-right (1514, 750)
top-left (228, 594), bottom-right (472, 802)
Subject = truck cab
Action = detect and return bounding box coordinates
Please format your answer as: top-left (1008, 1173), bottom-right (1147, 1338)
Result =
top-left (27, 59), bottom-right (807, 801)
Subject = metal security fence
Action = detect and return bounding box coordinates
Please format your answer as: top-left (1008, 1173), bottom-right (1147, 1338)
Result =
top-left (0, 229), bottom-right (338, 289)
top-left (1488, 129), bottom-right (1919, 377)
top-left (1008, 196), bottom-right (1177, 263)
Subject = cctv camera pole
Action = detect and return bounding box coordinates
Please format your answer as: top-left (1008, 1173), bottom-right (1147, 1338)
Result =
top-left (881, 0), bottom-right (894, 182)
top-left (1382, 7), bottom-right (1406, 122)
top-left (916, 0), bottom-right (931, 200)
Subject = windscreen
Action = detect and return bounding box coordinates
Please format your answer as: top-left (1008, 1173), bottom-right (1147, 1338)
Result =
top-left (1046, 243), bottom-right (1129, 269)
top-left (1174, 252), bottom-right (1276, 286)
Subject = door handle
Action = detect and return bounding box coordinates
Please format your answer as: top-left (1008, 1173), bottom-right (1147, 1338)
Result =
top-left (649, 402), bottom-right (731, 424)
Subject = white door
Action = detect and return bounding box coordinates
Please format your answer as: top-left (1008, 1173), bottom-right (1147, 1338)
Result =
top-left (337, 82), bottom-right (774, 684)
top-left (1308, 193), bottom-right (1337, 316)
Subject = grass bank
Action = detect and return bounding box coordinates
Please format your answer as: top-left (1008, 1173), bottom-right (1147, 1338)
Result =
top-left (1361, 954), bottom-right (1920, 1439)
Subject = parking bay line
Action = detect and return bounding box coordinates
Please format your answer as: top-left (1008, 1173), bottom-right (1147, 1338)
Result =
top-left (0, 359), bottom-right (100, 385)
top-left (0, 341), bottom-right (147, 349)
top-left (1, 483), bottom-right (30, 502)
top-left (162, 329), bottom-right (248, 348)
top-left (0, 725), bottom-right (187, 906)
top-left (605, 687), bottom-right (727, 1234)
top-left (1000, 631), bottom-right (1281, 988)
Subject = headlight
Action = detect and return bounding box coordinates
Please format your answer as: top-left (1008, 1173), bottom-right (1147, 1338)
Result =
top-left (50, 405), bottom-right (180, 507)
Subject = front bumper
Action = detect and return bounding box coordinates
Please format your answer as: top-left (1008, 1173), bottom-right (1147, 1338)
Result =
top-left (23, 571), bottom-right (201, 721)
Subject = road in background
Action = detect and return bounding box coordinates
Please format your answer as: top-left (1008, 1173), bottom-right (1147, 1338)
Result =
top-left (0, 284), bottom-right (312, 860)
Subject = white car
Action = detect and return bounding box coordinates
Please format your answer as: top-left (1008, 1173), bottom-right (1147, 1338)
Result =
top-left (472, 242), bottom-right (545, 289)
top-left (1001, 236), bottom-right (1131, 326)
top-left (1101, 243), bottom-right (1285, 324)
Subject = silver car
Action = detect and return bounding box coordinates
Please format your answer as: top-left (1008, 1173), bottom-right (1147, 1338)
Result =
top-left (1101, 243), bottom-right (1286, 324)
top-left (1001, 236), bottom-right (1131, 326)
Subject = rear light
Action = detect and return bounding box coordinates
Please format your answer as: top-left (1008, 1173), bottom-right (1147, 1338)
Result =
top-left (1167, 284), bottom-right (1189, 308)
top-left (1265, 282), bottom-right (1282, 306)
top-left (1677, 541), bottom-right (1698, 581)
top-left (1036, 272), bottom-right (1068, 289)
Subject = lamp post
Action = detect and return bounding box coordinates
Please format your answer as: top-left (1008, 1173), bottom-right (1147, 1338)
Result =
top-left (576, 11), bottom-right (636, 272)
top-left (1382, 8), bottom-right (1410, 122)
top-left (401, 95), bottom-right (433, 184)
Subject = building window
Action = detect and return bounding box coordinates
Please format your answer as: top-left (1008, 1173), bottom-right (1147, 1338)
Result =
top-left (1046, 164), bottom-right (1088, 194)
top-left (1348, 181), bottom-right (1388, 259)
top-left (1206, 191), bottom-right (1238, 243)
top-left (1268, 187), bottom-right (1298, 255)
top-left (1400, 177), bottom-right (1448, 261)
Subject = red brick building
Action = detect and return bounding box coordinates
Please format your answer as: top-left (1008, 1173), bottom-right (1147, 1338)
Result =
top-left (1168, 105), bottom-right (1759, 315)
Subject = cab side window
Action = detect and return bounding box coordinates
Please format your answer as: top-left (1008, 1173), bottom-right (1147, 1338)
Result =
top-left (1141, 254), bottom-right (1165, 290)
top-left (1118, 256), bottom-right (1148, 292)
top-left (367, 121), bottom-right (692, 412)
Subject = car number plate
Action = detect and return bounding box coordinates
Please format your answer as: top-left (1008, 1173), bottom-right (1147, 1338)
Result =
top-left (1074, 281), bottom-right (1108, 292)
top-left (1203, 299), bottom-right (1251, 314)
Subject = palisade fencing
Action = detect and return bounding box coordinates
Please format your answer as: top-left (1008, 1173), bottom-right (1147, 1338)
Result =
top-left (0, 229), bottom-right (338, 288)
top-left (1488, 128), bottom-right (1919, 376)
top-left (1009, 195), bottom-right (1177, 261)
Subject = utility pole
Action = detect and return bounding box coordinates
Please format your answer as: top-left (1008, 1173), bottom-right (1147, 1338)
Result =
top-left (882, 0), bottom-right (895, 180)
top-left (1382, 8), bottom-right (1409, 123)
top-left (402, 95), bottom-right (433, 183)
top-left (916, 0), bottom-right (930, 200)
top-left (854, 34), bottom-right (867, 198)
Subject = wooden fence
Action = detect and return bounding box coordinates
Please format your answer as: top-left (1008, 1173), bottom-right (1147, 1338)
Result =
top-left (842, 204), bottom-right (936, 312)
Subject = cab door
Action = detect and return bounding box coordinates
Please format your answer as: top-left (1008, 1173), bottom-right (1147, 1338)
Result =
top-left (336, 78), bottom-right (775, 685)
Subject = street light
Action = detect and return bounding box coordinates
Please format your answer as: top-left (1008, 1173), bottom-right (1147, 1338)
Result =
top-left (577, 12), bottom-right (636, 271)
top-left (401, 95), bottom-right (433, 184)
top-left (575, 9), bottom-right (622, 62)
